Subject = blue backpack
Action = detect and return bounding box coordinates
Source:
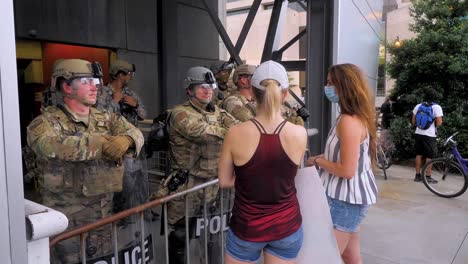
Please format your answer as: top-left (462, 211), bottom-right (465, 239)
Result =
top-left (415, 102), bottom-right (435, 130)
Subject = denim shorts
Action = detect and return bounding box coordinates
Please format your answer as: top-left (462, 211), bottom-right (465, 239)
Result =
top-left (327, 196), bottom-right (370, 233)
top-left (225, 226), bottom-right (303, 262)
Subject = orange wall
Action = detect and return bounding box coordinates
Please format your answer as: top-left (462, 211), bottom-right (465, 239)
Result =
top-left (42, 43), bottom-right (110, 86)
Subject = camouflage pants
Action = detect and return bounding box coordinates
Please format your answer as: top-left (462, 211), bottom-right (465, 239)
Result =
top-left (44, 191), bottom-right (113, 263)
top-left (166, 176), bottom-right (219, 225)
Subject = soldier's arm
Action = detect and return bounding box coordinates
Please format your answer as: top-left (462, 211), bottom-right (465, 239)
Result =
top-left (131, 91), bottom-right (146, 120)
top-left (287, 115), bottom-right (305, 126)
top-left (221, 110), bottom-right (241, 128)
top-left (96, 87), bottom-right (119, 113)
top-left (170, 109), bottom-right (227, 143)
top-left (27, 116), bottom-right (105, 161)
top-left (109, 113), bottom-right (144, 156)
top-left (224, 97), bottom-right (253, 122)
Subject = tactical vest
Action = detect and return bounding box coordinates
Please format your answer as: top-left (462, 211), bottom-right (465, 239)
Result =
top-left (168, 102), bottom-right (233, 179)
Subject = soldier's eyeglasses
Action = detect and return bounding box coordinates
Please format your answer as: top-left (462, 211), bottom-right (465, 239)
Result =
top-left (78, 77), bottom-right (101, 85)
top-left (196, 83), bottom-right (216, 90)
top-left (239, 74), bottom-right (251, 80)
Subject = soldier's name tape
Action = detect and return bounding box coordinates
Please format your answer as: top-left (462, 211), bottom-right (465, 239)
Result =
top-left (72, 234), bottom-right (153, 264)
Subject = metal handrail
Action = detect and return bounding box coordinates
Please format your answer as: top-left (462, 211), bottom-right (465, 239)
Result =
top-left (50, 178), bottom-right (219, 247)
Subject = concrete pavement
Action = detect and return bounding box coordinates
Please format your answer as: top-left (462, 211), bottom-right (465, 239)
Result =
top-left (361, 165), bottom-right (468, 264)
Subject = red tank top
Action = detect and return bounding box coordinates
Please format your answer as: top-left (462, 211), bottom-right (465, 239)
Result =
top-left (230, 119), bottom-right (302, 242)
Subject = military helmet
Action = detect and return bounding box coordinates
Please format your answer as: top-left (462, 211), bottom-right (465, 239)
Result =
top-left (233, 64), bottom-right (256, 84)
top-left (184, 66), bottom-right (217, 88)
top-left (51, 59), bottom-right (103, 87)
top-left (110, 60), bottom-right (136, 76)
top-left (209, 61), bottom-right (235, 74)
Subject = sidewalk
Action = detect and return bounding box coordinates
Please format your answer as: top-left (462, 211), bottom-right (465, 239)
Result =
top-left (361, 165), bottom-right (468, 264)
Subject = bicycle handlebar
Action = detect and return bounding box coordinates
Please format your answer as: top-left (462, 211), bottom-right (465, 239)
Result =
top-left (444, 132), bottom-right (459, 146)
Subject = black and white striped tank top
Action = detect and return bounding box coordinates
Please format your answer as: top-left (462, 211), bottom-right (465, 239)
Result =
top-left (320, 118), bottom-right (378, 205)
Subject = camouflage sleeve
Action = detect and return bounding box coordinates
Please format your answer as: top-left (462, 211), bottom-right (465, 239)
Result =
top-left (220, 109), bottom-right (240, 128)
top-left (286, 115), bottom-right (304, 126)
top-left (109, 113), bottom-right (144, 156)
top-left (27, 116), bottom-right (105, 161)
top-left (223, 97), bottom-right (254, 122)
top-left (130, 90), bottom-right (146, 120)
top-left (96, 86), bottom-right (119, 113)
top-left (170, 108), bottom-right (228, 143)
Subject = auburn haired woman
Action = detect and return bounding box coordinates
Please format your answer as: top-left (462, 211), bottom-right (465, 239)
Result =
top-left (307, 63), bottom-right (378, 264)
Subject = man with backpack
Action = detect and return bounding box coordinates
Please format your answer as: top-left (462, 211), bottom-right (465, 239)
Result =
top-left (412, 89), bottom-right (443, 183)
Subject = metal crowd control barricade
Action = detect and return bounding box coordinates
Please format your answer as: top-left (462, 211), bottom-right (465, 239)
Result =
top-left (50, 179), bottom-right (230, 264)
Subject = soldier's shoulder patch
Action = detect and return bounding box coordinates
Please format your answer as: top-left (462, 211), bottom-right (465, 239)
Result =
top-left (27, 116), bottom-right (48, 135)
top-left (174, 111), bottom-right (189, 122)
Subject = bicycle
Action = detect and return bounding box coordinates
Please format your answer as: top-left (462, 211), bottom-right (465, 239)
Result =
top-left (421, 132), bottom-right (468, 198)
top-left (376, 128), bottom-right (393, 180)
top-left (376, 143), bottom-right (391, 180)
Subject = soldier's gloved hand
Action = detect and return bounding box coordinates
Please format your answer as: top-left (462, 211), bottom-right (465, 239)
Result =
top-left (296, 107), bottom-right (310, 122)
top-left (206, 102), bottom-right (216, 113)
top-left (95, 135), bottom-right (111, 145)
top-left (102, 136), bottom-right (134, 160)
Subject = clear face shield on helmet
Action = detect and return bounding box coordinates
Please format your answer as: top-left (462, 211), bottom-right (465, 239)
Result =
top-left (64, 61), bottom-right (104, 87)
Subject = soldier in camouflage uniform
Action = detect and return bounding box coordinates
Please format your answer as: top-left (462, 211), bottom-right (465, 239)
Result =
top-left (27, 59), bottom-right (144, 263)
top-left (96, 60), bottom-right (148, 216)
top-left (282, 103), bottom-right (305, 126)
top-left (97, 59), bottom-right (146, 126)
top-left (221, 64), bottom-right (257, 122)
top-left (160, 66), bottom-right (238, 263)
top-left (210, 60), bottom-right (236, 106)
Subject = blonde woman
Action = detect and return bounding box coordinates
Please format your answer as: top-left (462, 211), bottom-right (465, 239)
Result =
top-left (307, 63), bottom-right (378, 264)
top-left (218, 61), bottom-right (307, 264)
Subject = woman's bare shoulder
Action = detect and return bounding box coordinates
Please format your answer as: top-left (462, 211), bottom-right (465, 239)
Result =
top-left (284, 122), bottom-right (307, 140)
top-left (339, 114), bottom-right (362, 127)
top-left (337, 114), bottom-right (365, 137)
top-left (226, 120), bottom-right (255, 138)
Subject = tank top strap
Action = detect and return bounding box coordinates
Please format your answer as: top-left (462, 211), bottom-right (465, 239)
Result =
top-left (273, 120), bottom-right (288, 134)
top-left (250, 119), bottom-right (267, 134)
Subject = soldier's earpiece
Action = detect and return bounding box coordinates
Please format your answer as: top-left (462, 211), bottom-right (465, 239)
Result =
top-left (217, 92), bottom-right (224, 101)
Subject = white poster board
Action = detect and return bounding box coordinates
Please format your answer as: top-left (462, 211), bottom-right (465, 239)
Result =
top-left (295, 167), bottom-right (342, 263)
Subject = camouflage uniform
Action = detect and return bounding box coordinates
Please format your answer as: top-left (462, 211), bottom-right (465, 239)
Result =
top-left (43, 59), bottom-right (66, 107)
top-left (282, 104), bottom-right (305, 126)
top-left (213, 85), bottom-right (235, 107)
top-left (97, 83), bottom-right (148, 216)
top-left (27, 105), bottom-right (144, 263)
top-left (165, 100), bottom-right (238, 225)
top-left (220, 91), bottom-right (256, 122)
top-left (210, 61), bottom-right (236, 107)
top-left (43, 86), bottom-right (64, 107)
top-left (96, 84), bottom-right (146, 126)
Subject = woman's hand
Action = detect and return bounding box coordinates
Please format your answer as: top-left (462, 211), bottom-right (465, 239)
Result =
top-left (306, 154), bottom-right (324, 167)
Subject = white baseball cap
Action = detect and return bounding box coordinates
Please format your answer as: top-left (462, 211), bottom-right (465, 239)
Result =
top-left (251, 60), bottom-right (289, 90)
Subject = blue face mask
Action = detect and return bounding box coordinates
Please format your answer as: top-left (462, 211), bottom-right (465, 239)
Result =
top-left (324, 85), bottom-right (339, 103)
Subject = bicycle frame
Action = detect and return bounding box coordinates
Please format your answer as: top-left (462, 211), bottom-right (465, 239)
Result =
top-left (451, 146), bottom-right (468, 175)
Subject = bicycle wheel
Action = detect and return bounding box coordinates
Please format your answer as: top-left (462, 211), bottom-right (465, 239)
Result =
top-left (421, 158), bottom-right (468, 198)
top-left (376, 145), bottom-right (392, 170)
